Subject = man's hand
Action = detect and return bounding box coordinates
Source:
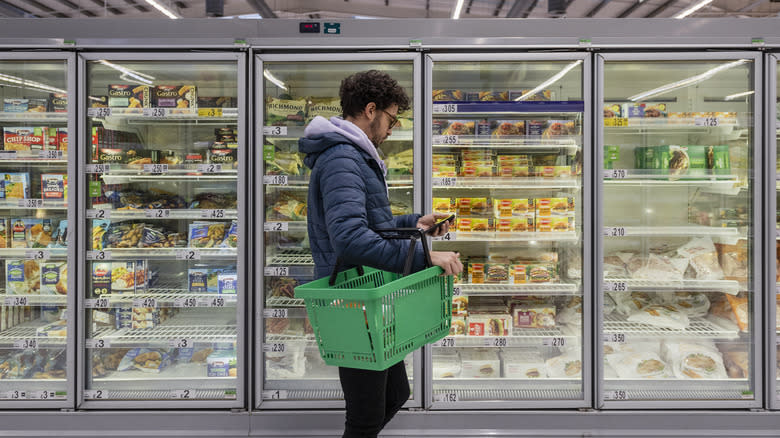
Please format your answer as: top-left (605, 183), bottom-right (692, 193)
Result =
top-left (430, 251), bottom-right (463, 276)
top-left (417, 213), bottom-right (453, 237)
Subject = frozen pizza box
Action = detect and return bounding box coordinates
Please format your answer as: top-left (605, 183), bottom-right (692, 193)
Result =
top-left (108, 84), bottom-right (150, 108)
top-left (153, 85), bottom-right (196, 109)
top-left (4, 127), bottom-right (46, 151)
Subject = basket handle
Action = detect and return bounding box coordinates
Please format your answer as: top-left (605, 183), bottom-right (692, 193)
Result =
top-left (328, 227), bottom-right (434, 286)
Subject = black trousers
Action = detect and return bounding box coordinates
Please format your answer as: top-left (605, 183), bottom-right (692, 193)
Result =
top-left (339, 361), bottom-right (410, 438)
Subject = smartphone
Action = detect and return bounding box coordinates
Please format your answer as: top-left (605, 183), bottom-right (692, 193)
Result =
top-left (425, 214), bottom-right (456, 235)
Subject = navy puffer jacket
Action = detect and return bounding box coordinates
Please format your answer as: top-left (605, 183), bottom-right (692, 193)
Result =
top-left (300, 131), bottom-right (424, 279)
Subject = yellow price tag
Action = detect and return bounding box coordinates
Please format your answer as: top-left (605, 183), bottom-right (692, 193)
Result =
top-left (604, 117), bottom-right (627, 127)
top-left (198, 108), bottom-right (223, 117)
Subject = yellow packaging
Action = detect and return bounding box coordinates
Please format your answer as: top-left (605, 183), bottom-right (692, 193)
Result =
top-left (433, 197), bottom-right (453, 213)
top-left (535, 197), bottom-right (569, 217)
top-left (537, 165), bottom-right (573, 178)
top-left (461, 165), bottom-right (493, 178)
top-left (497, 154), bottom-right (529, 165)
top-left (496, 217), bottom-right (532, 233)
top-left (468, 260), bottom-right (485, 284)
top-left (433, 165), bottom-right (457, 177)
top-left (536, 217), bottom-right (552, 232)
top-left (470, 198), bottom-right (488, 215)
top-left (461, 150), bottom-right (492, 161)
top-left (498, 165), bottom-right (530, 178)
top-left (508, 264), bottom-right (527, 284)
top-left (453, 296), bottom-right (468, 317)
top-left (550, 217), bottom-right (572, 232)
top-left (432, 154), bottom-right (457, 166)
top-left (457, 218), bottom-right (473, 232)
top-left (494, 199), bottom-right (531, 217)
top-left (470, 218), bottom-right (490, 232)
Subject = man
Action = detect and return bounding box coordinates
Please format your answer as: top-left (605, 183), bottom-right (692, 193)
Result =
top-left (299, 70), bottom-right (462, 438)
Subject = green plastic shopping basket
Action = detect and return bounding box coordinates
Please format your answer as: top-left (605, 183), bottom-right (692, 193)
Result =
top-left (294, 228), bottom-right (453, 371)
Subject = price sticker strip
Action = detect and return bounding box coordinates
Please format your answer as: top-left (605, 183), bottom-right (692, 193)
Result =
top-left (197, 297), bottom-right (226, 308)
top-left (25, 250), bottom-right (50, 260)
top-left (176, 249), bottom-right (201, 260)
top-left (14, 339), bottom-right (39, 350)
top-left (143, 108), bottom-right (168, 118)
top-left (603, 333), bottom-right (627, 344)
top-left (4, 296), bottom-right (30, 306)
top-left (168, 339), bottom-right (192, 348)
top-left (263, 308), bottom-right (289, 319)
top-left (262, 390), bottom-right (289, 400)
top-left (18, 199), bottom-right (44, 208)
top-left (452, 286), bottom-right (462, 296)
top-left (263, 343), bottom-right (287, 353)
top-left (85, 339), bottom-right (111, 349)
top-left (603, 227), bottom-right (627, 237)
top-left (85, 164), bottom-right (110, 174)
top-left (86, 209), bottom-right (111, 219)
top-left (174, 297), bottom-right (198, 308)
top-left (0, 390), bottom-right (26, 399)
top-left (432, 135), bottom-right (459, 145)
top-left (86, 251), bottom-right (112, 261)
top-left (433, 232), bottom-right (457, 241)
top-left (263, 175), bottom-right (289, 185)
top-left (145, 209), bottom-right (171, 219)
top-left (263, 126), bottom-right (288, 136)
top-left (201, 209), bottom-right (227, 219)
top-left (603, 282), bottom-right (628, 292)
top-left (197, 164), bottom-right (223, 173)
top-left (432, 104), bottom-right (458, 113)
top-left (483, 337), bottom-right (509, 347)
top-left (132, 298), bottom-right (158, 308)
top-left (84, 298), bottom-right (110, 308)
top-left (143, 164), bottom-right (169, 174)
top-left (171, 389), bottom-right (195, 399)
top-left (694, 116), bottom-right (720, 127)
top-left (264, 266), bottom-right (290, 277)
top-left (28, 390), bottom-right (64, 400)
top-left (541, 337), bottom-right (567, 347)
top-left (604, 390), bottom-right (628, 401)
top-left (603, 169), bottom-right (628, 179)
top-left (88, 108), bottom-right (112, 118)
top-left (84, 389), bottom-right (109, 400)
top-left (434, 337), bottom-right (456, 348)
top-left (432, 177), bottom-right (457, 187)
top-left (264, 222), bottom-right (289, 232)
top-left (434, 393), bottom-right (459, 403)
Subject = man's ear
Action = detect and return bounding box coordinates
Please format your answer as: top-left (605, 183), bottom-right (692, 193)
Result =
top-left (364, 102), bottom-right (377, 121)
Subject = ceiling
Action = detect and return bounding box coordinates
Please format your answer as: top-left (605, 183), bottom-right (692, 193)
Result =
top-left (0, 0), bottom-right (777, 20)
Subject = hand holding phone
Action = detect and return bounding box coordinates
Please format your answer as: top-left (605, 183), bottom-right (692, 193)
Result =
top-left (424, 214), bottom-right (456, 236)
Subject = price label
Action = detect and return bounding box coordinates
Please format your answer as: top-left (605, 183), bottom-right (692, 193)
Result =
top-left (86, 209), bottom-right (111, 219)
top-left (176, 249), bottom-right (201, 260)
top-left (143, 108), bottom-right (167, 118)
top-left (132, 298), bottom-right (157, 308)
top-left (84, 298), bottom-right (110, 308)
top-left (605, 390), bottom-right (627, 401)
top-left (38, 150), bottom-right (63, 160)
top-left (603, 227), bottom-right (626, 237)
top-left (207, 297), bottom-right (225, 308)
top-left (28, 391), bottom-right (56, 400)
top-left (1, 390), bottom-right (24, 399)
top-left (168, 338), bottom-right (192, 348)
top-left (84, 389), bottom-right (107, 400)
top-left (0, 151), bottom-right (17, 159)
top-left (18, 199), bottom-right (44, 209)
top-left (264, 222), bottom-right (289, 232)
top-left (85, 339), bottom-right (110, 349)
top-left (197, 163), bottom-right (223, 173)
top-left (604, 169), bottom-right (628, 179)
top-left (432, 177), bottom-right (457, 187)
top-left (174, 297), bottom-right (198, 308)
top-left (603, 117), bottom-right (628, 127)
top-left (262, 390), bottom-right (289, 400)
top-left (432, 104), bottom-right (458, 113)
top-left (88, 107), bottom-right (112, 118)
top-left (201, 209), bottom-right (226, 219)
top-left (603, 333), bottom-right (627, 343)
top-left (485, 337), bottom-right (508, 348)
top-left (263, 175), bottom-right (289, 185)
top-left (263, 308), bottom-right (289, 318)
top-left (85, 164), bottom-right (110, 174)
top-left (143, 164), bottom-right (169, 174)
top-left (145, 209), bottom-right (171, 219)
top-left (263, 343), bottom-right (286, 353)
top-left (433, 232), bottom-right (457, 241)
top-left (25, 250), bottom-right (50, 260)
top-left (263, 126), bottom-right (288, 136)
top-left (435, 393), bottom-right (459, 402)
top-left (4, 296), bottom-right (29, 306)
top-left (695, 116), bottom-right (719, 127)
top-left (542, 337), bottom-right (567, 347)
top-left (433, 135), bottom-right (459, 145)
top-left (14, 339), bottom-right (38, 350)
top-left (171, 389), bottom-right (193, 399)
top-left (435, 337), bottom-right (456, 348)
top-left (198, 108), bottom-right (223, 117)
top-left (86, 251), bottom-right (111, 260)
top-left (264, 266), bottom-right (289, 277)
top-left (604, 282), bottom-right (628, 292)
top-left (741, 391), bottom-right (754, 400)
top-left (452, 286), bottom-right (462, 296)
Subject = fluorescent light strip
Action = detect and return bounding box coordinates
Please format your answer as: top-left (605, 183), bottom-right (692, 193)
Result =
top-left (628, 59), bottom-right (748, 102)
top-left (99, 60), bottom-right (154, 85)
top-left (452, 0), bottom-right (465, 19)
top-left (515, 60), bottom-right (583, 101)
top-left (0, 73), bottom-right (66, 94)
top-left (674, 0), bottom-right (713, 18)
top-left (724, 90), bottom-right (754, 101)
top-left (144, 0), bottom-right (180, 19)
top-left (263, 69), bottom-right (287, 91)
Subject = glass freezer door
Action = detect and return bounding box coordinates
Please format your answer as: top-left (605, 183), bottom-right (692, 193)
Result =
top-left (772, 53), bottom-right (779, 409)
top-left (427, 55), bottom-right (590, 407)
top-left (80, 54), bottom-right (244, 406)
top-left (257, 55), bottom-right (420, 407)
top-left (0, 55), bottom-right (73, 406)
top-left (598, 54), bottom-right (760, 407)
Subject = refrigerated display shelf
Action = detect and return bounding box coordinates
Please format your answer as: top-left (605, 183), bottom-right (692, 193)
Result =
top-left (0, 323), bottom-right (66, 348)
top-left (0, 249), bottom-right (67, 259)
top-left (0, 382), bottom-right (67, 395)
top-left (604, 118), bottom-right (740, 130)
top-left (261, 389), bottom-right (343, 400)
top-left (0, 294), bottom-right (67, 306)
top-left (432, 101), bottom-right (585, 114)
top-left (265, 126), bottom-right (412, 142)
top-left (93, 293), bottom-right (237, 309)
top-left (0, 112), bottom-right (67, 122)
top-left (92, 363), bottom-right (235, 389)
top-left (101, 209), bottom-right (238, 220)
top-left (89, 325), bottom-right (237, 348)
top-left (434, 231), bottom-right (579, 242)
top-left (0, 200), bottom-right (67, 210)
top-left (268, 250), bottom-right (314, 266)
top-left (88, 107), bottom-right (239, 121)
top-left (0, 156), bottom-right (67, 165)
top-left (265, 296), bottom-right (304, 308)
top-left (99, 169), bottom-right (238, 184)
top-left (432, 177), bottom-right (580, 189)
top-left (88, 248), bottom-right (238, 260)
top-left (604, 174), bottom-right (740, 190)
top-left (603, 226), bottom-right (740, 238)
top-left (432, 136), bottom-right (579, 149)
top-left (263, 221), bottom-right (307, 232)
top-left (457, 283), bottom-right (579, 296)
top-left (603, 314), bottom-right (739, 340)
top-left (434, 331), bottom-right (573, 348)
top-left (84, 389), bottom-right (235, 400)
top-left (603, 379), bottom-right (751, 401)
top-left (603, 279), bottom-right (741, 294)
top-left (433, 387), bottom-right (581, 401)
top-left (263, 175), bottom-right (412, 188)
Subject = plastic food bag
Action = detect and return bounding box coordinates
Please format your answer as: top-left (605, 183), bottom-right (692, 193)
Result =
top-left (662, 342), bottom-right (728, 379)
top-left (627, 304), bottom-right (690, 330)
top-left (677, 237), bottom-right (725, 280)
top-left (606, 351), bottom-right (671, 379)
top-left (545, 352), bottom-right (582, 378)
top-left (660, 292), bottom-right (710, 317)
top-left (265, 342), bottom-right (305, 379)
top-left (613, 291), bottom-right (655, 316)
top-left (556, 296), bottom-right (582, 327)
top-left (630, 254), bottom-right (685, 281)
top-left (725, 294), bottom-right (749, 332)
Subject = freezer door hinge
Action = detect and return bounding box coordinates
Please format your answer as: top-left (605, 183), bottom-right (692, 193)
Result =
top-left (750, 408), bottom-right (765, 413)
top-left (60, 408), bottom-right (75, 413)
top-left (231, 408), bottom-right (247, 413)
top-left (578, 407), bottom-right (596, 413)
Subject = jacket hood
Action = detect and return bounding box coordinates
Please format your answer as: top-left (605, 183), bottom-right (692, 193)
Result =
top-left (299, 116), bottom-right (387, 175)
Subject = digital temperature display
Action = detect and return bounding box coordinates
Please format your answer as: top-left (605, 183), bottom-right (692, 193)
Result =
top-left (299, 22), bottom-right (320, 34)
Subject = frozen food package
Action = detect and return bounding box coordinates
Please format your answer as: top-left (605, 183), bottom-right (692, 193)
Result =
top-left (545, 352), bottom-right (582, 378)
top-left (208, 351), bottom-right (238, 377)
top-left (39, 262), bottom-right (67, 295)
top-left (432, 89), bottom-right (465, 101)
top-left (542, 120), bottom-right (577, 138)
top-left (468, 312), bottom-right (511, 336)
top-left (629, 254), bottom-right (685, 281)
top-left (490, 120), bottom-right (524, 137)
top-left (677, 237), bottom-right (725, 280)
top-left (512, 302), bottom-right (556, 329)
top-left (725, 294), bottom-right (749, 332)
top-left (613, 292), bottom-right (655, 316)
top-left (663, 292), bottom-right (710, 317)
top-left (603, 255), bottom-right (628, 278)
top-left (721, 349), bottom-right (750, 379)
top-left (449, 314), bottom-right (466, 336)
top-left (152, 85), bottom-right (196, 108)
top-left (557, 296), bottom-right (582, 327)
top-left (220, 220), bottom-right (238, 248)
top-left (2, 173), bottom-right (30, 199)
top-left (501, 348), bottom-right (547, 379)
top-left (306, 97), bottom-right (341, 123)
top-left (6, 259), bottom-right (39, 294)
top-left (118, 348), bottom-right (171, 373)
top-left (715, 240), bottom-right (748, 281)
top-left (265, 96), bottom-right (306, 126)
top-left (663, 342), bottom-right (728, 379)
top-left (442, 120), bottom-right (475, 136)
top-left (627, 304), bottom-right (690, 330)
top-left (565, 247), bottom-right (582, 279)
top-left (432, 355), bottom-right (462, 378)
top-left (109, 84), bottom-right (149, 108)
top-left (604, 293), bottom-right (617, 315)
top-left (266, 340), bottom-right (305, 378)
top-left (460, 348), bottom-right (500, 378)
top-left (606, 351), bottom-right (671, 379)
top-left (3, 127), bottom-right (46, 151)
top-left (188, 222), bottom-right (226, 248)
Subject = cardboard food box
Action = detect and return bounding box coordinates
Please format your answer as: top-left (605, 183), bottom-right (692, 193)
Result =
top-left (442, 120), bottom-right (475, 136)
top-left (41, 173), bottom-right (66, 200)
top-left (468, 259), bottom-right (485, 284)
top-left (478, 91), bottom-right (508, 101)
top-left (535, 198), bottom-right (570, 217)
top-left (512, 302), bottom-right (556, 328)
top-left (153, 85), bottom-right (196, 109)
top-left (460, 164), bottom-right (493, 178)
top-left (4, 127), bottom-right (46, 151)
top-left (501, 349), bottom-right (547, 379)
top-left (468, 313), bottom-right (511, 336)
top-left (48, 93), bottom-right (68, 112)
top-left (432, 165), bottom-right (457, 178)
top-left (108, 84), bottom-right (150, 108)
top-left (3, 98), bottom-right (28, 112)
top-left (433, 197), bottom-right (453, 213)
top-left (460, 349), bottom-right (501, 378)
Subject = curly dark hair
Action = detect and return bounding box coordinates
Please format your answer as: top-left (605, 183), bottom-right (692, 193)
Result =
top-left (339, 70), bottom-right (410, 118)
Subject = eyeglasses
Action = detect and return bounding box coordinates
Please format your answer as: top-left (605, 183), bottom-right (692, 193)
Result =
top-left (380, 109), bottom-right (400, 129)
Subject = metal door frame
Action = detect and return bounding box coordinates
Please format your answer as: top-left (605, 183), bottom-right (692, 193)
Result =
top-left (767, 52), bottom-right (778, 410)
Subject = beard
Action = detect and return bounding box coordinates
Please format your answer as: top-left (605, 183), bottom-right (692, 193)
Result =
top-left (368, 117), bottom-right (385, 147)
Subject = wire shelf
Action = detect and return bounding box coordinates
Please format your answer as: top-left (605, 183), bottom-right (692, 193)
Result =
top-left (604, 278), bottom-right (741, 294)
top-left (268, 250), bottom-right (314, 266)
top-left (265, 296), bottom-right (305, 308)
top-left (459, 283), bottom-right (579, 296)
top-left (603, 314), bottom-right (739, 340)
